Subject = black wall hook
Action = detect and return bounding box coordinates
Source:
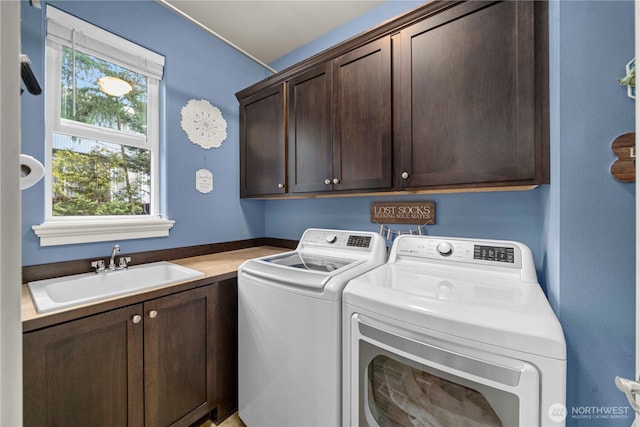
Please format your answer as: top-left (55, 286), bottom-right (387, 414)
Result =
top-left (20, 54), bottom-right (42, 96)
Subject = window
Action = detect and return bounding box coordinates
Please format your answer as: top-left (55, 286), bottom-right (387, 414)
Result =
top-left (33, 6), bottom-right (173, 246)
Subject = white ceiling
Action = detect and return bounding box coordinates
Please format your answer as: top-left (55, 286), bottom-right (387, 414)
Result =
top-left (161, 0), bottom-right (385, 67)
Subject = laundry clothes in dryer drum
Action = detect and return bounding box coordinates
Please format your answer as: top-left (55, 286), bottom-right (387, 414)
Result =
top-left (368, 355), bottom-right (502, 427)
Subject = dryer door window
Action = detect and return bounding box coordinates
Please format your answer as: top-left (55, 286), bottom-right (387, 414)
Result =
top-left (351, 315), bottom-right (540, 427)
top-left (365, 353), bottom-right (511, 427)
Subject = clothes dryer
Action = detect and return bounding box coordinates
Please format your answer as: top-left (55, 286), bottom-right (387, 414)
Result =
top-left (343, 235), bottom-right (566, 427)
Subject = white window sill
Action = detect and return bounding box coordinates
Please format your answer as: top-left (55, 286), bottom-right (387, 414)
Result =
top-left (32, 217), bottom-right (175, 247)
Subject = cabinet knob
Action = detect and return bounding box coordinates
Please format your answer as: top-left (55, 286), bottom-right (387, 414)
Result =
top-left (277, 183), bottom-right (284, 189)
top-left (149, 310), bottom-right (158, 319)
top-left (132, 314), bottom-right (142, 324)
top-left (332, 178), bottom-right (340, 184)
top-left (324, 179), bottom-right (331, 185)
top-left (401, 171), bottom-right (409, 180)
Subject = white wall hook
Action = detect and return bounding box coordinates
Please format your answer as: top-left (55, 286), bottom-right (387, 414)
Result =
top-left (615, 376), bottom-right (640, 415)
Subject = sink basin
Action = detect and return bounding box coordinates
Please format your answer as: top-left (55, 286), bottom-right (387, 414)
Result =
top-left (28, 261), bottom-right (205, 314)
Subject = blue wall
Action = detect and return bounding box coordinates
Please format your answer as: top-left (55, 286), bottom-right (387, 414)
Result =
top-left (20, 0), bottom-right (637, 425)
top-left (266, 1), bottom-right (636, 426)
top-left (545, 1), bottom-right (636, 425)
top-left (20, 0), bottom-right (268, 266)
top-left (265, 191), bottom-right (545, 274)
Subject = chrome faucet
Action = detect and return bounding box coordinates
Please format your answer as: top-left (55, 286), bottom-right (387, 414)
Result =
top-left (109, 245), bottom-right (120, 270)
top-left (91, 244), bottom-right (131, 273)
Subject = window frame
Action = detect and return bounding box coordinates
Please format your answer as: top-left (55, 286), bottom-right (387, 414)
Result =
top-left (33, 6), bottom-right (173, 247)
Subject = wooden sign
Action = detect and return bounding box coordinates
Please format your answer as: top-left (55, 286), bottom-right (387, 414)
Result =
top-left (370, 201), bottom-right (435, 224)
top-left (610, 132), bottom-right (635, 182)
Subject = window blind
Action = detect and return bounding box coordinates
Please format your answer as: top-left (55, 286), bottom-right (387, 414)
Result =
top-left (46, 6), bottom-right (165, 80)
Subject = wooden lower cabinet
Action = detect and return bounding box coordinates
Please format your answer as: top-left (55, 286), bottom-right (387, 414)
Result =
top-left (24, 282), bottom-right (230, 427)
top-left (144, 285), bottom-right (217, 426)
top-left (24, 304), bottom-right (144, 427)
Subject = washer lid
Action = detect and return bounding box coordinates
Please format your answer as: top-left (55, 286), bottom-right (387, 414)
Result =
top-left (241, 254), bottom-right (359, 291)
top-left (264, 252), bottom-right (356, 273)
top-left (343, 263), bottom-right (566, 360)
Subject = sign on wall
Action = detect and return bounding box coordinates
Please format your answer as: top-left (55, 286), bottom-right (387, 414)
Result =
top-left (370, 201), bottom-right (436, 225)
top-left (195, 168), bottom-right (213, 194)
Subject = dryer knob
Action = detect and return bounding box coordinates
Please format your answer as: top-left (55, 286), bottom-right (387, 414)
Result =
top-left (436, 242), bottom-right (453, 256)
top-left (326, 234), bottom-right (337, 244)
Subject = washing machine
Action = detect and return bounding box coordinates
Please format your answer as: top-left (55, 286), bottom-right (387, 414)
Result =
top-left (343, 235), bottom-right (567, 427)
top-left (238, 228), bottom-right (387, 427)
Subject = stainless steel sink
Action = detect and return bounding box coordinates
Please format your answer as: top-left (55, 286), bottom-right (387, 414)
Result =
top-left (28, 261), bottom-right (205, 313)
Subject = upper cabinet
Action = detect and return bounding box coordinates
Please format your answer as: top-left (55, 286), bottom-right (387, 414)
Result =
top-left (396, 1), bottom-right (546, 190)
top-left (332, 37), bottom-right (392, 192)
top-left (287, 38), bottom-right (392, 194)
top-left (237, 1), bottom-right (548, 198)
top-left (288, 63), bottom-right (333, 193)
top-left (239, 83), bottom-right (287, 197)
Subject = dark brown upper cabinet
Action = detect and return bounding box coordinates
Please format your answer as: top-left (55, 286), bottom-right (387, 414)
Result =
top-left (287, 37), bottom-right (392, 194)
top-left (395, 1), bottom-right (548, 190)
top-left (332, 37), bottom-right (392, 192)
top-left (239, 83), bottom-right (287, 197)
top-left (237, 1), bottom-right (548, 198)
top-left (288, 63), bottom-right (333, 193)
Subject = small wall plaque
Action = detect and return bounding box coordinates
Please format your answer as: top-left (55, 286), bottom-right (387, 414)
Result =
top-left (195, 168), bottom-right (213, 194)
top-left (370, 201), bottom-right (435, 224)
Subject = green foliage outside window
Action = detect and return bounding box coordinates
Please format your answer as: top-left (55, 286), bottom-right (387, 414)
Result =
top-left (52, 142), bottom-right (150, 216)
top-left (53, 48), bottom-right (151, 216)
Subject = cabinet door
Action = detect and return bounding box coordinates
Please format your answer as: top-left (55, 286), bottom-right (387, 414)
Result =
top-left (239, 83), bottom-right (286, 197)
top-left (144, 285), bottom-right (217, 426)
top-left (333, 36), bottom-right (392, 191)
top-left (397, 1), bottom-right (537, 188)
top-left (288, 63), bottom-right (333, 193)
top-left (24, 305), bottom-right (144, 427)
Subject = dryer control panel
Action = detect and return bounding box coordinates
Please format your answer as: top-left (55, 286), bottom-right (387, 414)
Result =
top-left (391, 235), bottom-right (524, 269)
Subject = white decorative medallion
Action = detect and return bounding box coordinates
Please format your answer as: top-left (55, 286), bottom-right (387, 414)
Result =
top-left (180, 99), bottom-right (227, 149)
top-left (195, 168), bottom-right (213, 194)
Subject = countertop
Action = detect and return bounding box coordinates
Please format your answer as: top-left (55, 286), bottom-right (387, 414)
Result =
top-left (22, 246), bottom-right (289, 331)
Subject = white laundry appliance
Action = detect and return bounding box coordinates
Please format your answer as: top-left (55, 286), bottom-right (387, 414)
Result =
top-left (238, 228), bottom-right (387, 427)
top-left (343, 235), bottom-right (566, 427)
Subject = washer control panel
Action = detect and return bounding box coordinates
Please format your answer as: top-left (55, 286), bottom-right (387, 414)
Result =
top-left (474, 245), bottom-right (515, 263)
top-left (393, 236), bottom-right (522, 269)
top-left (300, 229), bottom-right (375, 252)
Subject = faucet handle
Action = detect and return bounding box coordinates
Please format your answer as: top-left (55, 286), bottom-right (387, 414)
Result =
top-left (118, 256), bottom-right (131, 269)
top-left (91, 259), bottom-right (106, 273)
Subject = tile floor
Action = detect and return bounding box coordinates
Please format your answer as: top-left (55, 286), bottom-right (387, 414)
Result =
top-left (201, 412), bottom-right (246, 427)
